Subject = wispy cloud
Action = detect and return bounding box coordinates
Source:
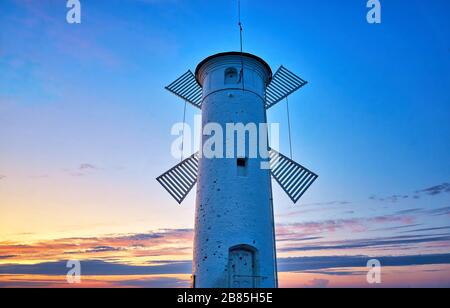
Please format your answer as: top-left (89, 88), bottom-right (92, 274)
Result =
top-left (112, 276), bottom-right (189, 288)
top-left (369, 194), bottom-right (411, 203)
top-left (0, 255), bottom-right (16, 260)
top-left (79, 164), bottom-right (97, 171)
top-left (0, 222), bottom-right (450, 287)
top-left (85, 246), bottom-right (124, 253)
top-left (2, 253), bottom-right (450, 277)
top-left (278, 253), bottom-right (450, 272)
top-left (371, 223), bottom-right (423, 233)
top-left (426, 206), bottom-right (450, 216)
top-left (309, 279), bottom-right (330, 288)
top-left (0, 275), bottom-right (190, 288)
top-left (0, 259), bottom-right (192, 276)
top-left (279, 234), bottom-right (450, 253)
top-left (0, 229), bottom-right (194, 264)
top-left (301, 201), bottom-right (351, 207)
top-left (277, 214), bottom-right (416, 238)
top-left (400, 226), bottom-right (450, 234)
top-left (416, 183), bottom-right (450, 196)
top-left (369, 183), bottom-right (450, 202)
top-left (394, 206), bottom-right (450, 218)
top-left (63, 163), bottom-right (100, 177)
top-left (278, 200), bottom-right (352, 218)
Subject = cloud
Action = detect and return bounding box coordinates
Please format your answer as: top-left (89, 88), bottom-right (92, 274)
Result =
top-left (302, 201), bottom-right (351, 207)
top-left (0, 255), bottom-right (16, 260)
top-left (416, 183), bottom-right (450, 196)
top-left (277, 236), bottom-right (323, 243)
top-left (0, 274), bottom-right (190, 288)
top-left (369, 182), bottom-right (450, 202)
top-left (372, 223), bottom-right (423, 233)
top-left (401, 226), bottom-right (450, 234)
top-left (393, 206), bottom-right (450, 218)
top-left (0, 175), bottom-right (5, 180)
top-left (0, 280), bottom-right (63, 288)
top-left (63, 163), bottom-right (100, 177)
top-left (279, 234), bottom-right (450, 253)
top-left (0, 259), bottom-right (192, 276)
top-left (0, 228), bottom-right (194, 263)
top-left (278, 253), bottom-right (450, 272)
top-left (79, 164), bottom-right (97, 171)
top-left (279, 200), bottom-right (352, 218)
top-left (2, 220), bottom-right (448, 278)
top-left (112, 277), bottom-right (189, 288)
top-left (6, 219), bottom-right (448, 266)
top-left (394, 208), bottom-right (423, 215)
top-left (302, 269), bottom-right (366, 276)
top-left (276, 214), bottom-right (416, 238)
top-left (305, 278), bottom-right (330, 288)
top-left (3, 253), bottom-right (450, 277)
top-left (85, 246), bottom-right (124, 253)
top-left (426, 206), bottom-right (450, 216)
top-left (369, 194), bottom-right (410, 203)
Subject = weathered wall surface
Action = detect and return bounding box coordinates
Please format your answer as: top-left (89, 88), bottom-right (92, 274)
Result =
top-left (193, 54), bottom-right (277, 288)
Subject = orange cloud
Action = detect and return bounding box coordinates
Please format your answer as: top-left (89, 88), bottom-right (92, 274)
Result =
top-left (0, 229), bottom-right (194, 265)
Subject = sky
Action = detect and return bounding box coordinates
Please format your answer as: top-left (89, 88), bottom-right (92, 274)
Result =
top-left (0, 0), bottom-right (449, 288)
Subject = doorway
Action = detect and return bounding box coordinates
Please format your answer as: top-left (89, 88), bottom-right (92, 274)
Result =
top-left (228, 245), bottom-right (257, 288)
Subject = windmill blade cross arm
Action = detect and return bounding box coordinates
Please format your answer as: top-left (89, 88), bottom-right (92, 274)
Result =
top-left (269, 149), bottom-right (318, 204)
top-left (156, 152), bottom-right (200, 204)
top-left (265, 66), bottom-right (308, 109)
top-left (165, 70), bottom-right (203, 109)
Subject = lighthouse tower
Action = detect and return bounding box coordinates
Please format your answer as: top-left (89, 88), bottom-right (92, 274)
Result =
top-left (157, 52), bottom-right (318, 288)
top-left (194, 52), bottom-right (276, 288)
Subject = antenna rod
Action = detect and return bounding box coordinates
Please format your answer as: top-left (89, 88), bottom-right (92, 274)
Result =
top-left (237, 0), bottom-right (245, 90)
top-left (238, 0), bottom-right (243, 54)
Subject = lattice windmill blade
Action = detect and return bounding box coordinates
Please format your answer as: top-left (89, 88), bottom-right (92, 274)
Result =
top-left (165, 70), bottom-right (203, 109)
top-left (157, 152), bottom-right (200, 204)
top-left (269, 148), bottom-right (318, 204)
top-left (265, 66), bottom-right (308, 109)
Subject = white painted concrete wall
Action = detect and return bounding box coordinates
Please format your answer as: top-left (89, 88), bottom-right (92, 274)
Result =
top-left (193, 54), bottom-right (277, 288)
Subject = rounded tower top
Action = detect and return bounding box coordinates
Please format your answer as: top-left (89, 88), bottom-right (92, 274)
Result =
top-left (195, 52), bottom-right (272, 87)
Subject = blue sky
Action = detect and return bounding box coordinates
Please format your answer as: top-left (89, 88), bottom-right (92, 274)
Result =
top-left (0, 0), bottom-right (449, 287)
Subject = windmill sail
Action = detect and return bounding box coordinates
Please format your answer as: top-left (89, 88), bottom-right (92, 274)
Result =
top-left (265, 66), bottom-right (308, 109)
top-left (157, 153), bottom-right (200, 204)
top-left (165, 70), bottom-right (203, 109)
top-left (269, 149), bottom-right (318, 204)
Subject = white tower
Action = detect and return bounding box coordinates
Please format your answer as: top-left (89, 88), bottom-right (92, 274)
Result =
top-left (157, 52), bottom-right (317, 288)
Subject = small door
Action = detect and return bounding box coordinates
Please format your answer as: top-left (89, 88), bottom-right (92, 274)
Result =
top-left (229, 248), bottom-right (255, 288)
